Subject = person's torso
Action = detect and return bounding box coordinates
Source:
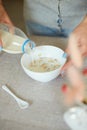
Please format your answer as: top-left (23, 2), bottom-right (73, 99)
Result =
top-left (24, 0), bottom-right (87, 37)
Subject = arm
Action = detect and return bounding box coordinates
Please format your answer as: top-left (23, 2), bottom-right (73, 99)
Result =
top-left (0, 0), bottom-right (13, 47)
top-left (0, 0), bottom-right (13, 25)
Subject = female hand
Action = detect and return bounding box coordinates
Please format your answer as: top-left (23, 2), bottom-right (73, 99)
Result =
top-left (63, 15), bottom-right (87, 70)
top-left (62, 15), bottom-right (87, 105)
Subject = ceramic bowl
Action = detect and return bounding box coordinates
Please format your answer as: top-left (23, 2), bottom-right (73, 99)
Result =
top-left (21, 45), bottom-right (67, 82)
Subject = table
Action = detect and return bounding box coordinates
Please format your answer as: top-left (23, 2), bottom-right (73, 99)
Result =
top-left (0, 36), bottom-right (70, 130)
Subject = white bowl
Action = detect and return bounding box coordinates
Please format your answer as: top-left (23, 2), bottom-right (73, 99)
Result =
top-left (21, 45), bottom-right (67, 82)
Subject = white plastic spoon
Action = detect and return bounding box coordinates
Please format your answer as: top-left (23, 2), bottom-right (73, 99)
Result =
top-left (2, 85), bottom-right (29, 109)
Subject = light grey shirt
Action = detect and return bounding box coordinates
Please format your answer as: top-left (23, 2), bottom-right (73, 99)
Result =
top-left (24, 0), bottom-right (87, 37)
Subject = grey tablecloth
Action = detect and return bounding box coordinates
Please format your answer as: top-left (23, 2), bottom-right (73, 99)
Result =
top-left (0, 36), bottom-right (70, 130)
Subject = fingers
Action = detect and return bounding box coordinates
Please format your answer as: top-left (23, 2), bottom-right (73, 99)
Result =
top-left (0, 38), bottom-right (3, 51)
top-left (68, 34), bottom-right (83, 68)
top-left (0, 38), bottom-right (2, 45)
top-left (67, 66), bottom-right (84, 89)
top-left (79, 42), bottom-right (87, 56)
top-left (61, 82), bottom-right (84, 106)
top-left (0, 34), bottom-right (3, 47)
top-left (62, 34), bottom-right (84, 72)
top-left (61, 65), bottom-right (84, 105)
top-left (61, 83), bottom-right (81, 105)
top-left (61, 60), bottom-right (72, 73)
top-left (5, 23), bottom-right (15, 34)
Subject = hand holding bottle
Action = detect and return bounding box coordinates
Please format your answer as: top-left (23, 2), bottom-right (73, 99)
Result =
top-left (0, 1), bottom-right (13, 50)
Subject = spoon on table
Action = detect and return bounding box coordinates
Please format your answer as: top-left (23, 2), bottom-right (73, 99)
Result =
top-left (2, 85), bottom-right (29, 109)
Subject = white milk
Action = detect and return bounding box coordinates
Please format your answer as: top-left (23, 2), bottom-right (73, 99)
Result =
top-left (0, 30), bottom-right (26, 53)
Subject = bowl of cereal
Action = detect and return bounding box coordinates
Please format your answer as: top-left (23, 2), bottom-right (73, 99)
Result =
top-left (21, 45), bottom-right (67, 82)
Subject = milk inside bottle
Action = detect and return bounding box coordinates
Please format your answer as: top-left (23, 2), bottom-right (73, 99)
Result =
top-left (0, 23), bottom-right (35, 54)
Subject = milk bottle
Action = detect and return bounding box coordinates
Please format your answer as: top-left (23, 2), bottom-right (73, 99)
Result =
top-left (0, 23), bottom-right (35, 54)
